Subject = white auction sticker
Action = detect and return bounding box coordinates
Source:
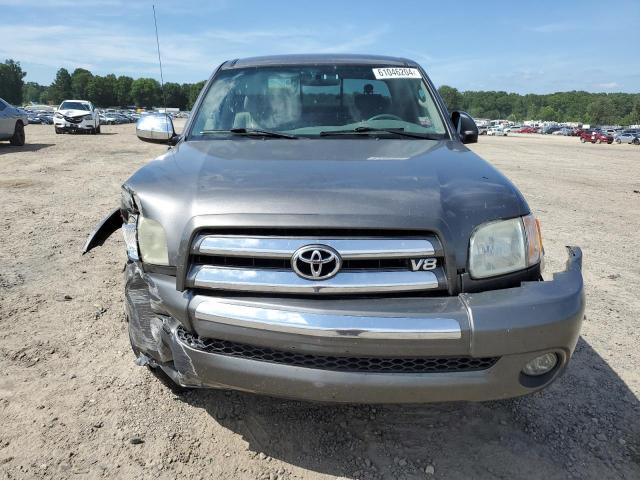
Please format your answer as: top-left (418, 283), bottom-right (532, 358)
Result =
top-left (372, 67), bottom-right (422, 79)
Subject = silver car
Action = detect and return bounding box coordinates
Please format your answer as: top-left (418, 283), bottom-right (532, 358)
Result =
top-left (0, 97), bottom-right (27, 145)
top-left (615, 131), bottom-right (640, 145)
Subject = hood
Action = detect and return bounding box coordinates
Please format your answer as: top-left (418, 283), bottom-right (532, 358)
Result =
top-left (58, 109), bottom-right (90, 118)
top-left (126, 139), bottom-right (529, 267)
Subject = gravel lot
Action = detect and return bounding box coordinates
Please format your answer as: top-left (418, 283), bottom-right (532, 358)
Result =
top-left (1, 123), bottom-right (639, 480)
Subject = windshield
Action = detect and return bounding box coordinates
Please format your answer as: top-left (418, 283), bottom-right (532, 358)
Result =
top-left (190, 65), bottom-right (448, 139)
top-left (59, 101), bottom-right (90, 111)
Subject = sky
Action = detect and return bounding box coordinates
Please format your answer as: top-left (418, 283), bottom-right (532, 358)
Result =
top-left (1, 0), bottom-right (638, 94)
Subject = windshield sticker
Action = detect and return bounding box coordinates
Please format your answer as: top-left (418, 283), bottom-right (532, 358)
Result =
top-left (372, 67), bottom-right (422, 79)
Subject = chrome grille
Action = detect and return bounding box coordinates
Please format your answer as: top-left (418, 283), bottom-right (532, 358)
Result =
top-left (186, 234), bottom-right (447, 295)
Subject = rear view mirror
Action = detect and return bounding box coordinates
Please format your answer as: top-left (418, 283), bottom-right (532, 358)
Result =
top-left (451, 111), bottom-right (479, 144)
top-left (136, 114), bottom-right (177, 144)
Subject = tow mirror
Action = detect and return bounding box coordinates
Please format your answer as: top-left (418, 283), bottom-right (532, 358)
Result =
top-left (451, 111), bottom-right (479, 144)
top-left (136, 113), bottom-right (178, 144)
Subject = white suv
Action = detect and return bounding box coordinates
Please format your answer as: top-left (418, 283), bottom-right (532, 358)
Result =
top-left (54, 100), bottom-right (101, 134)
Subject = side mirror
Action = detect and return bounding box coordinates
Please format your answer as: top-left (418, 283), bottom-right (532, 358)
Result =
top-left (451, 111), bottom-right (479, 144)
top-left (136, 113), bottom-right (177, 144)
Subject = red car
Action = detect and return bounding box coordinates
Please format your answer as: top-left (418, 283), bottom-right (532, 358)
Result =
top-left (516, 126), bottom-right (537, 134)
top-left (579, 130), bottom-right (613, 144)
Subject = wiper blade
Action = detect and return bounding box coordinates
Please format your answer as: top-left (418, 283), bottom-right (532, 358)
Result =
top-left (200, 128), bottom-right (297, 139)
top-left (319, 126), bottom-right (443, 140)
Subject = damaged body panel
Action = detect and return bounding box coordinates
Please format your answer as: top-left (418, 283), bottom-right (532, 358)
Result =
top-left (86, 54), bottom-right (585, 403)
top-left (82, 207), bottom-right (121, 254)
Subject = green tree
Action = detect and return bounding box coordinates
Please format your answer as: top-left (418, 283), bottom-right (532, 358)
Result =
top-left (130, 78), bottom-right (160, 108)
top-left (49, 68), bottom-right (73, 104)
top-left (115, 75), bottom-right (133, 106)
top-left (87, 74), bottom-right (117, 107)
top-left (438, 85), bottom-right (463, 111)
top-left (22, 81), bottom-right (45, 104)
top-left (71, 68), bottom-right (93, 99)
top-left (187, 81), bottom-right (206, 109)
top-left (586, 97), bottom-right (616, 125)
top-left (0, 59), bottom-right (27, 104)
top-left (538, 106), bottom-right (558, 121)
top-left (163, 82), bottom-right (188, 110)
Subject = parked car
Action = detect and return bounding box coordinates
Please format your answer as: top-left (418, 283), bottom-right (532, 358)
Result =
top-left (553, 127), bottom-right (574, 136)
top-left (0, 97), bottom-right (27, 145)
top-left (579, 130), bottom-right (613, 144)
top-left (543, 126), bottom-right (562, 135)
top-left (477, 125), bottom-right (488, 135)
top-left (27, 113), bottom-right (43, 124)
top-left (615, 131), bottom-right (640, 145)
top-left (84, 54), bottom-right (584, 404)
top-left (53, 100), bottom-right (101, 134)
top-left (487, 126), bottom-right (508, 136)
top-left (516, 126), bottom-right (538, 134)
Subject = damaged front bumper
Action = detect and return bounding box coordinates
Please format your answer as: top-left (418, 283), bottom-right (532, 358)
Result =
top-left (125, 247), bottom-right (585, 403)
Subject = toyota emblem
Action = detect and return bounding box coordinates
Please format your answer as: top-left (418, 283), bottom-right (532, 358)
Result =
top-left (291, 245), bottom-right (342, 280)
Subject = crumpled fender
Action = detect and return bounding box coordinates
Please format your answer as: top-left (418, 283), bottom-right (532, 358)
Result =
top-left (82, 208), bottom-right (121, 254)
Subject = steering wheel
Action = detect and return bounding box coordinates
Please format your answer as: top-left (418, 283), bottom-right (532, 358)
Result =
top-left (367, 113), bottom-right (403, 122)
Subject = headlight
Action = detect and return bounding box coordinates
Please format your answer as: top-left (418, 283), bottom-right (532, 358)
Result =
top-left (82, 114), bottom-right (93, 121)
top-left (54, 113), bottom-right (63, 118)
top-left (120, 188), bottom-right (169, 265)
top-left (137, 215), bottom-right (169, 265)
top-left (469, 214), bottom-right (543, 279)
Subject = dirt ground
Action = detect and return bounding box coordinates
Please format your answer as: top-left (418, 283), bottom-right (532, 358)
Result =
top-left (1, 123), bottom-right (639, 480)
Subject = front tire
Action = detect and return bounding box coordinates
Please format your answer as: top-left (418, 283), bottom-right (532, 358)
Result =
top-left (9, 122), bottom-right (25, 146)
top-left (633, 138), bottom-right (640, 145)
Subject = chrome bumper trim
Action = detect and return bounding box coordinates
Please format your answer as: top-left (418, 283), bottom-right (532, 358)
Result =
top-left (190, 266), bottom-right (439, 294)
top-left (194, 236), bottom-right (436, 259)
top-left (193, 299), bottom-right (461, 340)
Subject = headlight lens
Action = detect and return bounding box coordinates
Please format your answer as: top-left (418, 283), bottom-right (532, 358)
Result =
top-left (469, 218), bottom-right (526, 278)
top-left (468, 214), bottom-right (544, 279)
top-left (54, 112), bottom-right (63, 118)
top-left (137, 215), bottom-right (169, 265)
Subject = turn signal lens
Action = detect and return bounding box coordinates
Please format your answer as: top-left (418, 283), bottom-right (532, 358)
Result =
top-left (522, 214), bottom-right (544, 266)
top-left (122, 215), bottom-right (139, 261)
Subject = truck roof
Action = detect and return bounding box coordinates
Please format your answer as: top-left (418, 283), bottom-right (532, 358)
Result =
top-left (222, 54), bottom-right (417, 69)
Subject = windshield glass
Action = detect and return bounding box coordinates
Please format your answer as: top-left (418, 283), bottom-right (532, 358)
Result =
top-left (190, 65), bottom-right (448, 139)
top-left (59, 101), bottom-right (90, 111)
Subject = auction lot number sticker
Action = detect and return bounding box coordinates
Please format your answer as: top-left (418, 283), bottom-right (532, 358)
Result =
top-left (372, 67), bottom-right (422, 79)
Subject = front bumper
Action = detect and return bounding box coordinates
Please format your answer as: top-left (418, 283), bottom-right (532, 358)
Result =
top-left (53, 118), bottom-right (94, 131)
top-left (125, 247), bottom-right (585, 403)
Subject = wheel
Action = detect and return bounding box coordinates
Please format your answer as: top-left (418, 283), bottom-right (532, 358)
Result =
top-left (95, 125), bottom-right (101, 134)
top-left (633, 138), bottom-right (640, 145)
top-left (616, 139), bottom-right (621, 144)
top-left (9, 122), bottom-right (25, 146)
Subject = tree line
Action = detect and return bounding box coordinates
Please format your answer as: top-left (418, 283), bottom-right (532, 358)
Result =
top-left (2, 59), bottom-right (205, 110)
top-left (438, 85), bottom-right (640, 126)
top-left (2, 59), bottom-right (639, 124)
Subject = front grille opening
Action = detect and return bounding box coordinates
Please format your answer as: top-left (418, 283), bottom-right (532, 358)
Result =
top-left (192, 255), bottom-right (441, 272)
top-left (177, 328), bottom-right (498, 374)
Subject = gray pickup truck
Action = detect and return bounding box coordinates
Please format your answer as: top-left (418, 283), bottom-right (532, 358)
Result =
top-left (84, 54), bottom-right (584, 403)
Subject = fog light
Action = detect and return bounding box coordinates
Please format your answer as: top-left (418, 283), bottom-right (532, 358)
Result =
top-left (522, 353), bottom-right (558, 376)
